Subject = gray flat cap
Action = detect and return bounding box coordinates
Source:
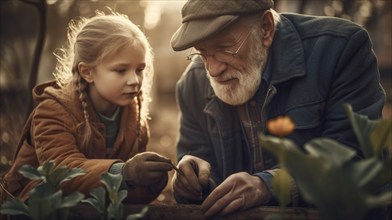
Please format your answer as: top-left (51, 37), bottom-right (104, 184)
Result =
top-left (171, 0), bottom-right (274, 51)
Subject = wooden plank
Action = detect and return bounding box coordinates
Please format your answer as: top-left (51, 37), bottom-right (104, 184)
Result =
top-left (70, 204), bottom-right (320, 220)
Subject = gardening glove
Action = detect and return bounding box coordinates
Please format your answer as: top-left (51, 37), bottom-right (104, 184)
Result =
top-left (122, 152), bottom-right (173, 187)
top-left (201, 172), bottom-right (270, 217)
top-left (172, 155), bottom-right (211, 202)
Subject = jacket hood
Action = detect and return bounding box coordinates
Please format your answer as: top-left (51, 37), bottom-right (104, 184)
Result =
top-left (33, 80), bottom-right (74, 104)
top-left (31, 80), bottom-right (88, 123)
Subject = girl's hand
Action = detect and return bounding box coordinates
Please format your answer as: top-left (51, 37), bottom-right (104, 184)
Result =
top-left (122, 152), bottom-right (173, 187)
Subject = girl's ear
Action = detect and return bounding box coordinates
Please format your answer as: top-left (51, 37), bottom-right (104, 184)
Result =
top-left (78, 62), bottom-right (94, 83)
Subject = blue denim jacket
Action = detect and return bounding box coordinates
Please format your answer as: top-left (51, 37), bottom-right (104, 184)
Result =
top-left (175, 13), bottom-right (386, 204)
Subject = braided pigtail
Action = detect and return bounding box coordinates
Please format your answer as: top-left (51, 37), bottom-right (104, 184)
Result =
top-left (136, 93), bottom-right (142, 143)
top-left (74, 74), bottom-right (92, 153)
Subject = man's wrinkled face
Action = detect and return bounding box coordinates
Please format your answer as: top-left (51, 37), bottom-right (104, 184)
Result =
top-left (196, 20), bottom-right (268, 106)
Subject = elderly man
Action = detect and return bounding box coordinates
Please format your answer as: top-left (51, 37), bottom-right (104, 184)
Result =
top-left (170, 0), bottom-right (385, 217)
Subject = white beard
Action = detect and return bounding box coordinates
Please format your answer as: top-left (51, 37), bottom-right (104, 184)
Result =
top-left (208, 35), bottom-right (266, 106)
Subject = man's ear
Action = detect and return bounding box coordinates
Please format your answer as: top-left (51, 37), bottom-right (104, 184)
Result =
top-left (77, 62), bottom-right (93, 83)
top-left (259, 10), bottom-right (275, 48)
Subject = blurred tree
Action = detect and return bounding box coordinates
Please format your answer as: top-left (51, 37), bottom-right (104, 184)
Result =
top-left (20, 0), bottom-right (47, 120)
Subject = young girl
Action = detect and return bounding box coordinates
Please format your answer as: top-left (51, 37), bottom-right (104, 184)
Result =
top-left (0, 11), bottom-right (172, 203)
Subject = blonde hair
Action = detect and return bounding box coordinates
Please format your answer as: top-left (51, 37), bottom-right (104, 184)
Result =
top-left (53, 10), bottom-right (153, 152)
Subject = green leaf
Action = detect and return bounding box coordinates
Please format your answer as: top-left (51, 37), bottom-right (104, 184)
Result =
top-left (100, 172), bottom-right (128, 220)
top-left (47, 166), bottom-right (85, 187)
top-left (344, 103), bottom-right (377, 158)
top-left (117, 189), bottom-right (128, 204)
top-left (362, 158), bottom-right (392, 192)
top-left (126, 206), bottom-right (149, 220)
top-left (18, 164), bottom-right (43, 180)
top-left (29, 182), bottom-right (56, 198)
top-left (272, 168), bottom-right (293, 207)
top-left (38, 160), bottom-right (56, 176)
top-left (283, 152), bottom-right (328, 205)
top-left (59, 167), bottom-right (85, 184)
top-left (305, 138), bottom-right (356, 166)
top-left (60, 192), bottom-right (84, 208)
top-left (371, 119), bottom-right (392, 156)
top-left (366, 191), bottom-right (392, 209)
top-left (101, 172), bottom-right (123, 192)
top-left (344, 158), bottom-right (382, 188)
top-left (259, 134), bottom-right (301, 164)
top-left (82, 187), bottom-right (106, 214)
top-left (0, 198), bottom-right (29, 216)
top-left (108, 202), bottom-right (124, 220)
top-left (27, 190), bottom-right (63, 220)
top-left (101, 172), bottom-right (123, 203)
top-left (45, 166), bottom-right (69, 187)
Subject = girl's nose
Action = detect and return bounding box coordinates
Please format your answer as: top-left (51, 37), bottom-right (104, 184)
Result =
top-left (126, 71), bottom-right (140, 86)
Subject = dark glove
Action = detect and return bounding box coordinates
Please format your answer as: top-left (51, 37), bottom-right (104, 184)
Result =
top-left (122, 152), bottom-right (172, 187)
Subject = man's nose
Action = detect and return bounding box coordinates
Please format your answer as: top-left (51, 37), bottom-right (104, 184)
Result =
top-left (205, 56), bottom-right (227, 77)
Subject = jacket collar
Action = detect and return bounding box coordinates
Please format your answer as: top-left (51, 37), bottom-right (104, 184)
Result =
top-left (270, 14), bottom-right (306, 84)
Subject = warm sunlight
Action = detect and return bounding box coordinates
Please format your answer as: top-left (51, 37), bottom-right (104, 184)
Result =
top-left (141, 0), bottom-right (186, 29)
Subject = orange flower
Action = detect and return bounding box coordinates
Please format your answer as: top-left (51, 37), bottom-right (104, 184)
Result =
top-left (267, 116), bottom-right (296, 137)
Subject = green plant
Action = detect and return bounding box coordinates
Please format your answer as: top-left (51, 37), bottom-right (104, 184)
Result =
top-left (82, 172), bottom-right (148, 220)
top-left (259, 104), bottom-right (392, 220)
top-left (0, 160), bottom-right (85, 220)
top-left (1, 161), bottom-right (148, 220)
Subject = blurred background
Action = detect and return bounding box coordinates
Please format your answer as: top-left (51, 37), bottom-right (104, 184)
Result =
top-left (0, 0), bottom-right (391, 205)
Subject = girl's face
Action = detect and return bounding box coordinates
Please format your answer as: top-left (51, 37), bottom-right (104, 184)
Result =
top-left (87, 43), bottom-right (146, 116)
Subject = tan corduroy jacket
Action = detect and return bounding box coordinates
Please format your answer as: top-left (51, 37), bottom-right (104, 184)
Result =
top-left (1, 81), bottom-right (162, 204)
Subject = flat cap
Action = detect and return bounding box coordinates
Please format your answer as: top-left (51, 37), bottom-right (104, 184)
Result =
top-left (171, 0), bottom-right (274, 51)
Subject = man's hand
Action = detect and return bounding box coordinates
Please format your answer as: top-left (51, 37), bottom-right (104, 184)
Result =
top-left (122, 152), bottom-right (172, 187)
top-left (172, 155), bottom-right (211, 201)
top-left (201, 172), bottom-right (270, 217)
